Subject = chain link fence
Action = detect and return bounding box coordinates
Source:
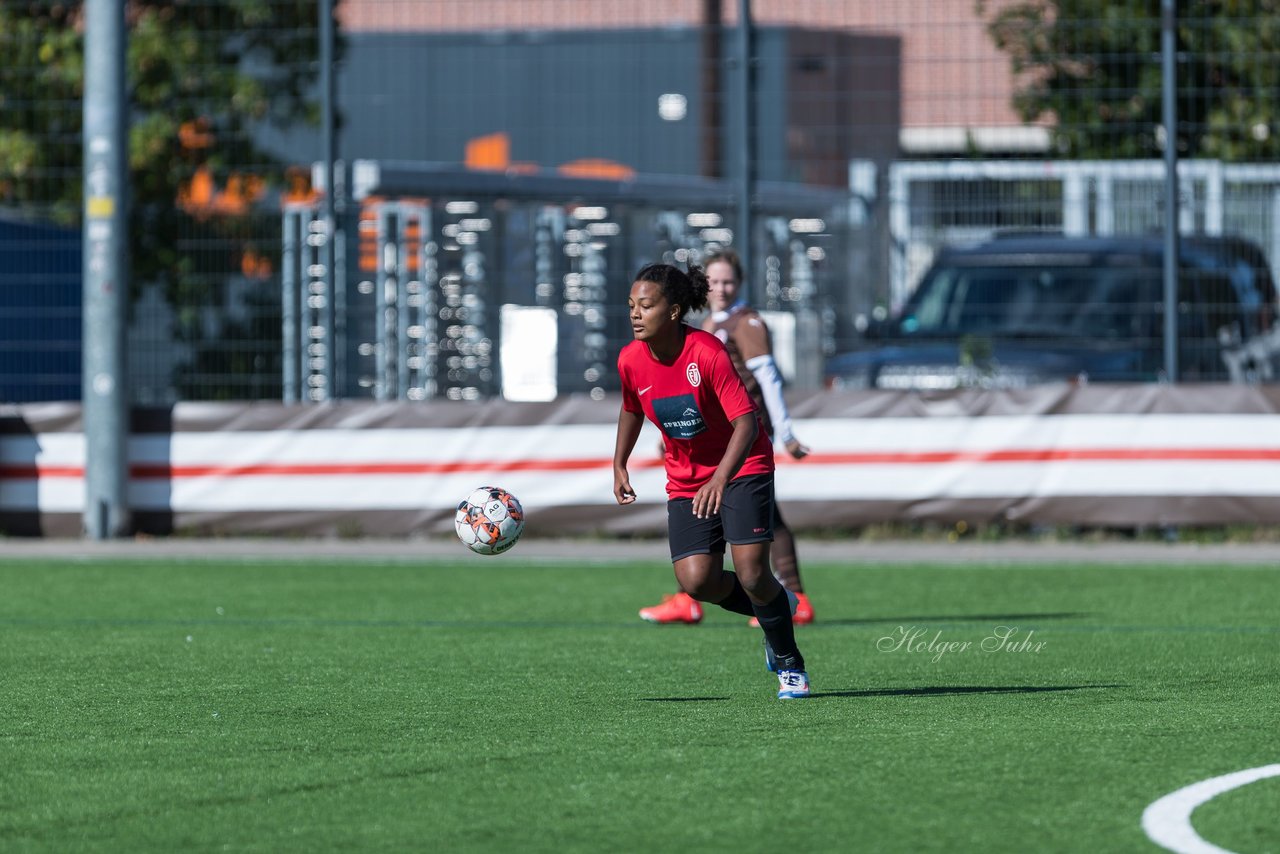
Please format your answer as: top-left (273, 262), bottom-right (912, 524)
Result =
top-left (3, 0), bottom-right (1279, 402)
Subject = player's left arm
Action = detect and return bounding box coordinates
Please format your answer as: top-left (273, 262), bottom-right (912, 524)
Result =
top-left (693, 348), bottom-right (760, 518)
top-left (692, 411), bottom-right (758, 519)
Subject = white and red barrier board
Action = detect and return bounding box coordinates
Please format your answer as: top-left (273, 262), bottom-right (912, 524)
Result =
top-left (5, 385), bottom-right (1280, 536)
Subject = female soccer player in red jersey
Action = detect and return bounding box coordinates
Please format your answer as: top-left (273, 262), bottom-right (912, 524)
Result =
top-left (639, 249), bottom-right (815, 628)
top-left (613, 262), bottom-right (809, 699)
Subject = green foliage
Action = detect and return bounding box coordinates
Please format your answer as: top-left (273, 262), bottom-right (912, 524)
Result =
top-left (978, 0), bottom-right (1280, 160)
top-left (0, 1), bottom-right (334, 399)
top-left (0, 1), bottom-right (323, 222)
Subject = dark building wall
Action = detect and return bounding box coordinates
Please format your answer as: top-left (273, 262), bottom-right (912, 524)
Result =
top-left (265, 26), bottom-right (900, 187)
top-left (337, 28), bottom-right (704, 176)
top-left (786, 29), bottom-right (902, 183)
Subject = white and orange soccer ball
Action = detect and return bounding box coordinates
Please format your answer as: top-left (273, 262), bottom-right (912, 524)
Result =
top-left (454, 486), bottom-right (525, 555)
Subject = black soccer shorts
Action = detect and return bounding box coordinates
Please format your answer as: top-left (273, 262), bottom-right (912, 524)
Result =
top-left (667, 473), bottom-right (776, 563)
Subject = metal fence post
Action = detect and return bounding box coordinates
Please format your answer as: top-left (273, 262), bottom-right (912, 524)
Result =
top-left (1162, 0), bottom-right (1180, 382)
top-left (282, 208), bottom-right (301, 402)
top-left (733, 0), bottom-right (754, 282)
top-left (82, 0), bottom-right (129, 539)
top-left (375, 203), bottom-right (395, 401)
top-left (320, 0), bottom-right (337, 400)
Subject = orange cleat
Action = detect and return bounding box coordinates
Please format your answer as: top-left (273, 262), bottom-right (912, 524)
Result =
top-left (749, 592), bottom-right (813, 627)
top-left (793, 592), bottom-right (814, 624)
top-left (639, 592), bottom-right (703, 624)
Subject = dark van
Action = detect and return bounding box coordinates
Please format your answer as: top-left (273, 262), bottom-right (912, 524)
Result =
top-left (825, 234), bottom-right (1277, 389)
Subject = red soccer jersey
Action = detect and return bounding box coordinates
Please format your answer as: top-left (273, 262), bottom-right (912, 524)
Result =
top-left (618, 327), bottom-right (774, 499)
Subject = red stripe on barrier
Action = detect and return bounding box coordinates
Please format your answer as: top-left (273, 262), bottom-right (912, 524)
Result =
top-left (0, 457), bottom-right (667, 480)
top-left (128, 457), bottom-right (645, 478)
top-left (3, 449), bottom-right (1280, 481)
top-left (780, 448), bottom-right (1280, 465)
top-left (0, 465), bottom-right (83, 479)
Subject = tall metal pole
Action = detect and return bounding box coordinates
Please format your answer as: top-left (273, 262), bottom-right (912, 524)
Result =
top-left (733, 0), bottom-right (754, 283)
top-left (82, 0), bottom-right (129, 539)
top-left (281, 209), bottom-right (300, 402)
top-left (320, 0), bottom-right (338, 400)
top-left (701, 0), bottom-right (723, 179)
top-left (1161, 0), bottom-right (1179, 382)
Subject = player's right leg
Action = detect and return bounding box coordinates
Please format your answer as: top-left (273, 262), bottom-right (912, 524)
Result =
top-left (670, 553), bottom-right (756, 617)
top-left (666, 498), bottom-right (756, 617)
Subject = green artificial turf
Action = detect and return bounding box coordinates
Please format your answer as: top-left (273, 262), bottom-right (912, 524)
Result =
top-left (0, 554), bottom-right (1276, 852)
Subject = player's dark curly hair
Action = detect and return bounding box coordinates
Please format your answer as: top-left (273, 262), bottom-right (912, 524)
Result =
top-left (633, 263), bottom-right (709, 319)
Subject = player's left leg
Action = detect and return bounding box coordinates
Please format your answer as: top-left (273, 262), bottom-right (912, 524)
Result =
top-left (730, 540), bottom-right (810, 698)
top-left (722, 475), bottom-right (809, 697)
top-left (719, 474), bottom-right (788, 606)
top-left (766, 508), bottom-right (814, 624)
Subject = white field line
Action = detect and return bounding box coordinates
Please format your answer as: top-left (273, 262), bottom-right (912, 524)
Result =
top-left (1142, 763), bottom-right (1280, 854)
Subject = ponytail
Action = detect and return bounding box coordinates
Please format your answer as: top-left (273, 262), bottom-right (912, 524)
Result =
top-left (633, 262), bottom-right (710, 318)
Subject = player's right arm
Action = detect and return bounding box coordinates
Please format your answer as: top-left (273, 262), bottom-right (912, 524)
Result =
top-left (613, 406), bottom-right (644, 505)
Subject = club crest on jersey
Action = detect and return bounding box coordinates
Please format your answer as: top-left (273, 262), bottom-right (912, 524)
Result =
top-left (686, 362), bottom-right (701, 387)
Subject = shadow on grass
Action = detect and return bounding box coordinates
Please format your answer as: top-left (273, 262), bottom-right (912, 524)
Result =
top-left (810, 684), bottom-right (1125, 699)
top-left (815, 612), bottom-right (1089, 627)
top-left (635, 684), bottom-right (1124, 702)
top-left (638, 696), bottom-right (731, 702)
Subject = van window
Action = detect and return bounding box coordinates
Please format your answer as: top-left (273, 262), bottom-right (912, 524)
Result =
top-left (898, 265), bottom-right (1160, 339)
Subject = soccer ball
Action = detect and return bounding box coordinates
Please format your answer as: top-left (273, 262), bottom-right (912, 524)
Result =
top-left (454, 486), bottom-right (525, 555)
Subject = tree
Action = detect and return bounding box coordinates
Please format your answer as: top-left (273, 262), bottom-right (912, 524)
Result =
top-left (0, 1), bottom-right (335, 400)
top-left (978, 0), bottom-right (1280, 160)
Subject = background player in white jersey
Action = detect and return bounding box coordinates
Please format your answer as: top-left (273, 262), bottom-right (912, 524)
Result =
top-left (639, 249), bottom-right (815, 626)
